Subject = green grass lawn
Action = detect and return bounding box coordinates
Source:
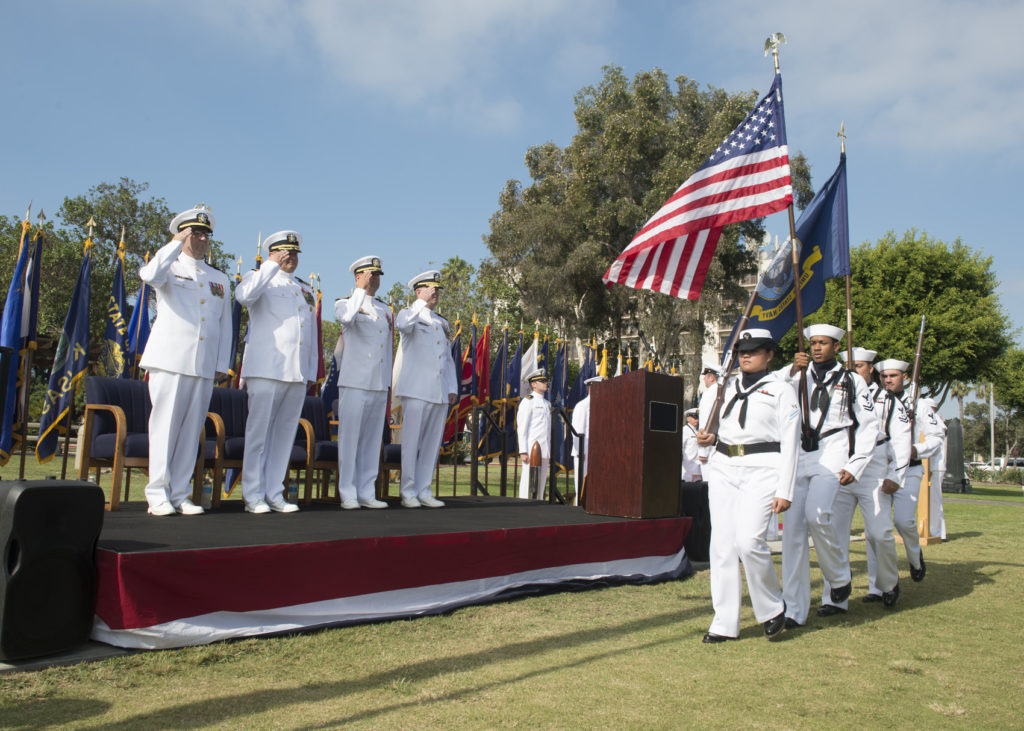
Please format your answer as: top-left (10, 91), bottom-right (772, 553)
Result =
top-left (1, 468), bottom-right (1023, 727)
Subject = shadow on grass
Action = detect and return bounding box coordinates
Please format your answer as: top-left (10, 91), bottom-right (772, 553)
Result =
top-left (0, 697), bottom-right (111, 728)
top-left (78, 605), bottom-right (711, 729)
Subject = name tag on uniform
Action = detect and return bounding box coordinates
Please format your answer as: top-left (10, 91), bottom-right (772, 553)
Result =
top-left (209, 282), bottom-right (225, 298)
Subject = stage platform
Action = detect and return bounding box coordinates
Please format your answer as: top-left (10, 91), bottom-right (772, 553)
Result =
top-left (93, 496), bottom-right (693, 649)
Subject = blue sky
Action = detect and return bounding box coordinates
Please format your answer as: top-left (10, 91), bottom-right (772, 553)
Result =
top-left (4, 0), bottom-right (1022, 372)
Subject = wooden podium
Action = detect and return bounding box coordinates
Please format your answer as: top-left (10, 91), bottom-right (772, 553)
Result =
top-left (585, 369), bottom-right (682, 518)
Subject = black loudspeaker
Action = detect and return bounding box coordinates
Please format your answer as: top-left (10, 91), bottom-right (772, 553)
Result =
top-left (0, 480), bottom-right (105, 661)
top-left (679, 481), bottom-right (711, 562)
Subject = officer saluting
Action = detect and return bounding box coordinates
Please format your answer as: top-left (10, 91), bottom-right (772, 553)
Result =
top-left (334, 256), bottom-right (392, 510)
top-left (517, 368), bottom-right (552, 500)
top-left (139, 205), bottom-right (233, 516)
top-left (696, 328), bottom-right (797, 643)
top-left (394, 270), bottom-right (458, 508)
top-left (234, 230), bottom-right (317, 513)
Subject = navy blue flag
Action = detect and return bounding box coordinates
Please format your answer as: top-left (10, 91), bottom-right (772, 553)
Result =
top-left (731, 152), bottom-right (850, 349)
top-left (101, 252), bottom-right (130, 378)
top-left (538, 337), bottom-right (549, 378)
top-left (505, 332), bottom-right (523, 402)
top-left (321, 355), bottom-right (339, 417)
top-left (549, 340), bottom-right (569, 472)
top-left (218, 274), bottom-right (243, 387)
top-left (36, 247), bottom-right (92, 462)
top-left (567, 343), bottom-right (596, 410)
top-left (480, 328), bottom-right (509, 458)
top-left (126, 279), bottom-right (152, 378)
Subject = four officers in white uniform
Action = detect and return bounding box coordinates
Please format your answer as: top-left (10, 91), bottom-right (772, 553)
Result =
top-left (234, 230), bottom-right (317, 514)
top-left (334, 256), bottom-right (393, 510)
top-left (394, 270), bottom-right (458, 508)
top-left (517, 368), bottom-right (552, 500)
top-left (140, 206), bottom-right (233, 516)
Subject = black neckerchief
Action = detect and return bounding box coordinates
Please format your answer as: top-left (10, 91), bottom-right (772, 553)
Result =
top-left (810, 360), bottom-right (841, 412)
top-left (722, 370), bottom-right (770, 428)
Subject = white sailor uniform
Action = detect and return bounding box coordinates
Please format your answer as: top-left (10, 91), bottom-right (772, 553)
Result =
top-left (235, 260), bottom-right (318, 508)
top-left (823, 380), bottom-right (910, 608)
top-left (518, 391), bottom-right (552, 500)
top-left (571, 394), bottom-right (589, 502)
top-left (926, 407), bottom-right (948, 539)
top-left (699, 370), bottom-right (799, 638)
top-left (682, 421), bottom-right (702, 482)
top-left (394, 298), bottom-right (458, 503)
top-left (139, 238), bottom-right (232, 510)
top-left (781, 361), bottom-right (879, 624)
top-left (334, 289), bottom-right (393, 506)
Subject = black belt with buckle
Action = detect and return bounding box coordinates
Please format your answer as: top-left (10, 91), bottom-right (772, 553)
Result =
top-left (910, 458), bottom-right (922, 467)
top-left (716, 441), bottom-right (781, 458)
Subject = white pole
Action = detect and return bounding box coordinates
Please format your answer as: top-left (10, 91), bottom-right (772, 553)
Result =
top-left (990, 382), bottom-right (995, 468)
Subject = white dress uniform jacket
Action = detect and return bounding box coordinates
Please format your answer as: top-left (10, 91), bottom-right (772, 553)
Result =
top-left (394, 299), bottom-right (458, 404)
top-left (334, 289), bottom-right (393, 391)
top-left (235, 261), bottom-right (318, 383)
top-left (682, 423), bottom-right (702, 482)
top-left (571, 394), bottom-right (590, 503)
top-left (139, 239), bottom-right (233, 378)
top-left (518, 393), bottom-right (552, 460)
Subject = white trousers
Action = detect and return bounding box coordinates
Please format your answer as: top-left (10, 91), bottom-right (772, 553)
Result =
top-left (573, 456), bottom-right (586, 505)
top-left (705, 461), bottom-right (784, 638)
top-left (822, 475), bottom-right (899, 608)
top-left (241, 378), bottom-right (305, 506)
top-left (336, 386), bottom-right (388, 503)
top-left (865, 467), bottom-right (924, 593)
top-left (520, 457), bottom-right (550, 500)
top-left (145, 369), bottom-right (214, 508)
top-left (782, 470), bottom-right (851, 624)
top-left (929, 470), bottom-right (946, 539)
top-left (399, 398), bottom-right (446, 501)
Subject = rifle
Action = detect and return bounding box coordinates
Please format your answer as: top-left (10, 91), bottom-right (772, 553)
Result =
top-left (907, 315), bottom-right (926, 430)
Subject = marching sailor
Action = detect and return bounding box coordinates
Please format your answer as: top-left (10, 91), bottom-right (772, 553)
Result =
top-left (393, 270), bottom-right (458, 508)
top-left (518, 368), bottom-right (552, 500)
top-left (139, 205), bottom-right (232, 516)
top-left (782, 324), bottom-right (879, 624)
top-left (334, 256), bottom-right (393, 510)
top-left (920, 397), bottom-right (948, 540)
top-left (824, 347), bottom-right (907, 609)
top-left (571, 375), bottom-right (603, 504)
top-left (234, 230), bottom-right (317, 513)
top-left (696, 328), bottom-right (797, 643)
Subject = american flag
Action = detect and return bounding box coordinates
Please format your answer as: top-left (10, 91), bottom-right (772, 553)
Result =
top-left (603, 73), bottom-right (792, 300)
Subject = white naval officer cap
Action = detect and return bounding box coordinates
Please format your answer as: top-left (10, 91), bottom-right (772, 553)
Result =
top-left (350, 255), bottom-right (384, 275)
top-left (168, 204), bottom-right (215, 235)
top-left (735, 328), bottom-right (776, 351)
top-left (875, 359), bottom-right (910, 373)
top-left (700, 360), bottom-right (722, 376)
top-left (684, 407), bottom-right (699, 417)
top-left (525, 368), bottom-right (548, 383)
top-left (262, 230), bottom-right (302, 258)
top-left (804, 323), bottom-right (845, 341)
top-left (408, 270), bottom-right (442, 290)
top-left (584, 375), bottom-right (604, 385)
top-left (838, 347), bottom-right (877, 364)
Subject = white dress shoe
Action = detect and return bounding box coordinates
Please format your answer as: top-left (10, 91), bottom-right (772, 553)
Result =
top-left (267, 497), bottom-right (300, 513)
top-left (358, 498), bottom-right (389, 509)
top-left (401, 497), bottom-right (421, 508)
top-left (340, 499), bottom-right (361, 510)
top-left (246, 499), bottom-right (271, 514)
top-left (419, 494), bottom-right (445, 508)
top-left (175, 498), bottom-right (205, 515)
top-left (147, 500), bottom-right (176, 516)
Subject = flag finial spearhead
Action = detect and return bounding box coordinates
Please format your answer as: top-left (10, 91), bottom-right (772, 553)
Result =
top-left (837, 121), bottom-right (847, 154)
top-left (764, 32), bottom-right (787, 72)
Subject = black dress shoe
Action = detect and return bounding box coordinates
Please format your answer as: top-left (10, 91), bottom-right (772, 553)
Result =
top-left (784, 617), bottom-right (802, 630)
top-left (702, 632), bottom-right (734, 644)
top-left (882, 584), bottom-right (900, 607)
top-left (816, 604), bottom-right (848, 617)
top-left (910, 551), bottom-right (926, 582)
top-left (764, 609), bottom-right (786, 639)
top-left (861, 593), bottom-right (883, 604)
top-left (830, 582), bottom-right (852, 604)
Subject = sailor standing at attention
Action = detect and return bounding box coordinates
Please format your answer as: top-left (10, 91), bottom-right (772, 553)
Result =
top-left (781, 324), bottom-right (878, 625)
top-left (234, 230), bottom-right (317, 513)
top-left (139, 205), bottom-right (232, 516)
top-left (518, 368), bottom-right (552, 500)
top-left (696, 328), bottom-right (798, 643)
top-left (681, 407), bottom-right (703, 483)
top-left (393, 270), bottom-right (458, 508)
top-left (334, 256), bottom-right (393, 510)
top-left (570, 375), bottom-right (603, 504)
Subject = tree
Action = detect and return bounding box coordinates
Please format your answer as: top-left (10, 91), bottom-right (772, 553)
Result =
top-left (785, 229), bottom-right (1012, 402)
top-left (483, 66), bottom-right (813, 385)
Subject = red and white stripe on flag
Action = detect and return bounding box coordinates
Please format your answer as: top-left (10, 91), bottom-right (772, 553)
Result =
top-left (604, 74), bottom-right (793, 300)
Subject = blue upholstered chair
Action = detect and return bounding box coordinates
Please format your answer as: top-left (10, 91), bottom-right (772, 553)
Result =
top-left (298, 396), bottom-right (338, 503)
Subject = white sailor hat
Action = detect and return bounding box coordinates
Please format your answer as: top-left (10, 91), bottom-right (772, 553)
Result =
top-left (408, 270), bottom-right (442, 290)
top-left (735, 328), bottom-right (776, 351)
top-left (919, 397), bottom-right (938, 411)
top-left (263, 230), bottom-right (302, 257)
top-left (875, 359), bottom-right (910, 373)
top-left (838, 347), bottom-right (877, 364)
top-left (684, 407), bottom-right (699, 418)
top-left (804, 323), bottom-right (845, 341)
top-left (584, 375), bottom-right (604, 385)
top-left (701, 360), bottom-right (722, 376)
top-left (526, 368), bottom-right (548, 383)
top-left (169, 205), bottom-right (215, 235)
top-left (350, 255), bottom-right (384, 275)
